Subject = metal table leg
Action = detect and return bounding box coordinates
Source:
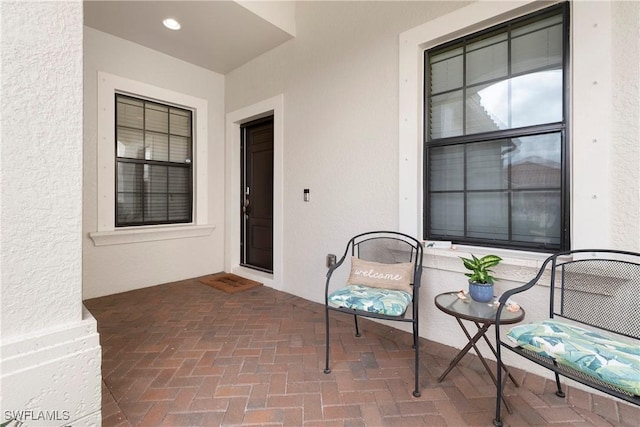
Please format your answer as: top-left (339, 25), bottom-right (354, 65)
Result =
top-left (438, 319), bottom-right (516, 413)
top-left (437, 321), bottom-right (490, 382)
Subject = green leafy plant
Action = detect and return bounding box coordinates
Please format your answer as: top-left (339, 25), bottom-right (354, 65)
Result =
top-left (460, 254), bottom-right (502, 285)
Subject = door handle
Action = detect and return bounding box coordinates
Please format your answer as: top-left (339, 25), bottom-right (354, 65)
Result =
top-left (242, 197), bottom-right (251, 215)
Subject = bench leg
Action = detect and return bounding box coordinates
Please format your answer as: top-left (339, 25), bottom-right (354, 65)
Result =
top-left (494, 356), bottom-right (504, 427)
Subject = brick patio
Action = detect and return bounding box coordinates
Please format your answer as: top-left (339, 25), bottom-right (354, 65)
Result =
top-left (85, 277), bottom-right (640, 426)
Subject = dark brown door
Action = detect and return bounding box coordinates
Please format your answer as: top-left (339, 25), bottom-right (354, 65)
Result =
top-left (241, 117), bottom-right (274, 272)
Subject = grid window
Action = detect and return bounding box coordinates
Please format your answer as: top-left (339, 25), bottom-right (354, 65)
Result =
top-left (115, 94), bottom-right (193, 227)
top-left (424, 3), bottom-right (568, 251)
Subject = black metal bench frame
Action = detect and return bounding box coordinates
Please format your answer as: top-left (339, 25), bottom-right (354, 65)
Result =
top-left (493, 249), bottom-right (640, 426)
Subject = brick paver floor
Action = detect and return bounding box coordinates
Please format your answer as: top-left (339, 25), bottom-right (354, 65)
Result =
top-left (85, 277), bottom-right (640, 426)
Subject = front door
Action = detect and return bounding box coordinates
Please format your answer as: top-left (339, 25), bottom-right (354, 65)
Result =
top-left (240, 117), bottom-right (274, 272)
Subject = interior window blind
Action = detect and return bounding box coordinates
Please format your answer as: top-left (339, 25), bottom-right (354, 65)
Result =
top-left (115, 94), bottom-right (193, 226)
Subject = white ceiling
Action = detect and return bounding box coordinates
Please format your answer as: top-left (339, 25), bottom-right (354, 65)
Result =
top-left (84, 1), bottom-right (295, 74)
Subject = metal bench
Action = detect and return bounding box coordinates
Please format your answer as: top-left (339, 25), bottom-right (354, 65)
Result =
top-left (493, 249), bottom-right (640, 426)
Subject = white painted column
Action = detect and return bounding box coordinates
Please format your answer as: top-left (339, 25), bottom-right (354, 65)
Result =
top-left (0, 2), bottom-right (102, 426)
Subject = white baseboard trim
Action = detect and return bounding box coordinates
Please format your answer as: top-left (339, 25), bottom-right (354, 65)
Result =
top-left (0, 307), bottom-right (102, 427)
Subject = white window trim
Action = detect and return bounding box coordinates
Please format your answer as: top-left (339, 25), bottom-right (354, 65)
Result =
top-left (90, 71), bottom-right (213, 246)
top-left (398, 0), bottom-right (613, 260)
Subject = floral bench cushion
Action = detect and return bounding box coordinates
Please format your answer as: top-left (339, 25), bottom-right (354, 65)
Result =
top-left (507, 319), bottom-right (640, 395)
top-left (328, 285), bottom-right (412, 317)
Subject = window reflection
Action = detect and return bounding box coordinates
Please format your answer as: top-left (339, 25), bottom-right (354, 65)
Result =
top-left (474, 70), bottom-right (562, 131)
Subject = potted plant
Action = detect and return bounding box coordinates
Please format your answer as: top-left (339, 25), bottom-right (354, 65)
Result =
top-left (460, 254), bottom-right (502, 302)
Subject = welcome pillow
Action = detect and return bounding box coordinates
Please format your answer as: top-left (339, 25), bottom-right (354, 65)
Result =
top-left (347, 257), bottom-right (413, 293)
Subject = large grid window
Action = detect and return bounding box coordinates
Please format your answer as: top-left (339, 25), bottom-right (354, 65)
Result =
top-left (115, 94), bottom-right (193, 227)
top-left (424, 3), bottom-right (569, 252)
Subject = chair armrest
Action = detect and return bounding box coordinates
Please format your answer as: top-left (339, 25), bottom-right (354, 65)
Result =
top-left (497, 255), bottom-right (556, 305)
top-left (495, 253), bottom-right (556, 329)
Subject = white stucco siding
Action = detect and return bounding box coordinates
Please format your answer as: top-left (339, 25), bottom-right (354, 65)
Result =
top-left (1, 2), bottom-right (102, 425)
top-left (225, 0), bottom-right (640, 373)
top-left (610, 0), bottom-right (640, 251)
top-left (82, 27), bottom-right (226, 299)
top-left (1, 0), bottom-right (83, 339)
top-left (225, 0), bottom-right (470, 303)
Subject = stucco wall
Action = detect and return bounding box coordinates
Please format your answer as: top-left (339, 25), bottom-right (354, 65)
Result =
top-left (1, 2), bottom-right (101, 425)
top-left (83, 27), bottom-right (226, 299)
top-left (610, 0), bottom-right (640, 250)
top-left (1, 0), bottom-right (83, 339)
top-left (225, 0), bottom-right (471, 303)
top-left (224, 0), bottom-right (640, 370)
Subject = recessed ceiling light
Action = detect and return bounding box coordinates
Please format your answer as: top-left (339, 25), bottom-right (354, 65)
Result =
top-left (163, 18), bottom-right (181, 31)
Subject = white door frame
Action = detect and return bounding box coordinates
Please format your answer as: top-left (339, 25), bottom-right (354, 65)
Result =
top-left (225, 94), bottom-right (284, 289)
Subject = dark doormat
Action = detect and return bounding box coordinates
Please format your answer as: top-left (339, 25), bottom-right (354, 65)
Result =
top-left (199, 273), bottom-right (263, 294)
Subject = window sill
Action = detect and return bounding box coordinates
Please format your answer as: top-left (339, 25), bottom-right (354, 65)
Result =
top-left (422, 243), bottom-right (553, 285)
top-left (89, 224), bottom-right (215, 246)
top-left (424, 243), bottom-right (550, 266)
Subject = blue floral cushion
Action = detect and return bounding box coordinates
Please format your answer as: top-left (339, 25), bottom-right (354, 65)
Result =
top-left (328, 285), bottom-right (412, 316)
top-left (508, 319), bottom-right (640, 395)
